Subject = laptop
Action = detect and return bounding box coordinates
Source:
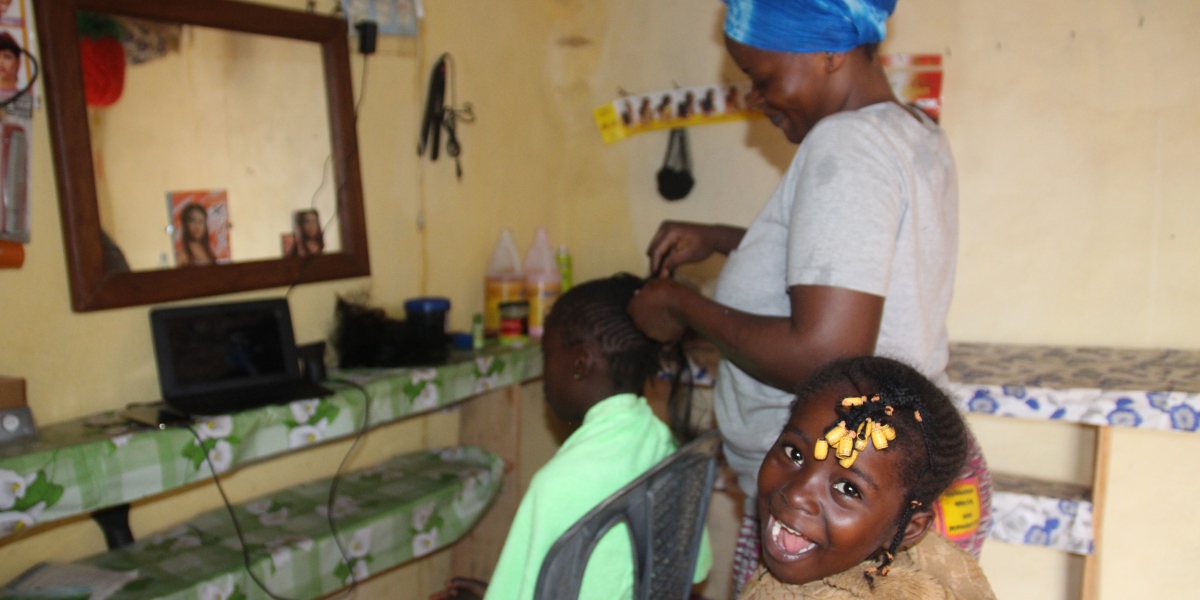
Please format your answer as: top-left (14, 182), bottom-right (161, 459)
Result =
top-left (150, 299), bottom-right (332, 416)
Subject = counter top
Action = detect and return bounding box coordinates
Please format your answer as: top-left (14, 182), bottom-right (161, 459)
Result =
top-left (0, 344), bottom-right (541, 543)
top-left (947, 342), bottom-right (1200, 432)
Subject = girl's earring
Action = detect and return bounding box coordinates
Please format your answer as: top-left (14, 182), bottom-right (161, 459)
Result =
top-left (573, 372), bottom-right (582, 381)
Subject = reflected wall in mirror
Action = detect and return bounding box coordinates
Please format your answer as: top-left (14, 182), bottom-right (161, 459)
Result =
top-left (35, 0), bottom-right (369, 311)
top-left (91, 21), bottom-right (341, 270)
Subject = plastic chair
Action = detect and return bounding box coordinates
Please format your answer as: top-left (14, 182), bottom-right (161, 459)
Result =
top-left (533, 430), bottom-right (721, 600)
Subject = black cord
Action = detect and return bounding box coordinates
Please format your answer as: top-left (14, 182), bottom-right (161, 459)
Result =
top-left (322, 378), bottom-right (374, 587)
top-left (285, 54), bottom-right (369, 300)
top-left (186, 378), bottom-right (374, 600)
top-left (187, 424), bottom-right (305, 600)
top-left (0, 50), bottom-right (39, 109)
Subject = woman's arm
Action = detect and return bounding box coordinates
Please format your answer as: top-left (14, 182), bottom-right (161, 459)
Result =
top-left (628, 279), bottom-right (882, 391)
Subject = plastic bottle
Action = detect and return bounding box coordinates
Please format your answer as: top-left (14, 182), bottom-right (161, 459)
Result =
top-left (471, 313), bottom-right (485, 350)
top-left (556, 244), bottom-right (573, 293)
top-left (524, 227), bottom-right (562, 339)
top-left (484, 229), bottom-right (525, 338)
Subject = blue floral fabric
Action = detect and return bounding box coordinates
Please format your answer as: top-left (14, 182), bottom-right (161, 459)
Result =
top-left (988, 474), bottom-right (1093, 555)
top-left (945, 342), bottom-right (1200, 555)
top-left (946, 343), bottom-right (1200, 433)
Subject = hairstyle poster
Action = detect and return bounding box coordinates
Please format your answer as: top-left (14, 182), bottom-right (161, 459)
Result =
top-left (167, 189), bottom-right (231, 267)
top-left (0, 0), bottom-right (36, 103)
top-left (339, 0), bottom-right (418, 37)
top-left (0, 0), bottom-right (36, 249)
top-left (882, 54), bottom-right (943, 123)
top-left (284, 208), bottom-right (324, 258)
top-left (594, 82), bottom-right (761, 144)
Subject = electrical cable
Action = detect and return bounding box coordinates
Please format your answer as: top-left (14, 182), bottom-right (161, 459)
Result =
top-left (321, 378), bottom-right (375, 588)
top-left (187, 423), bottom-right (305, 600)
top-left (285, 52), bottom-right (369, 301)
top-left (186, 377), bottom-right (375, 600)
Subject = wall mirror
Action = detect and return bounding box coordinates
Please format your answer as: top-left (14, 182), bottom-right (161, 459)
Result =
top-left (34, 0), bottom-right (369, 312)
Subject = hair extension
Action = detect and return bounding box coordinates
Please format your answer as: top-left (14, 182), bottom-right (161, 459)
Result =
top-left (793, 356), bottom-right (968, 577)
top-left (665, 339), bottom-right (698, 444)
top-left (546, 274), bottom-right (696, 443)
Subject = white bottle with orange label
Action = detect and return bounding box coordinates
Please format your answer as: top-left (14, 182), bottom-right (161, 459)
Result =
top-left (484, 229), bottom-right (525, 338)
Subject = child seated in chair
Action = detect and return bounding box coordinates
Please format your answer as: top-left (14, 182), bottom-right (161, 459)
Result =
top-left (740, 357), bottom-right (995, 599)
top-left (432, 274), bottom-right (711, 600)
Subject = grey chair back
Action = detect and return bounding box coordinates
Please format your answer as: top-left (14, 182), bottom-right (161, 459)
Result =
top-left (533, 430), bottom-right (720, 600)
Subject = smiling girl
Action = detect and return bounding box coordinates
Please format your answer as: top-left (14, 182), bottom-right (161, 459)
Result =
top-left (742, 356), bottom-right (995, 599)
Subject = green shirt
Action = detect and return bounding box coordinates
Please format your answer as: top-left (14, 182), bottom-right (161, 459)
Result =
top-left (484, 393), bottom-right (712, 600)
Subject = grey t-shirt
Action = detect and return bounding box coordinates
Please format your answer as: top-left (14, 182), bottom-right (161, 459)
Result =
top-left (712, 102), bottom-right (959, 496)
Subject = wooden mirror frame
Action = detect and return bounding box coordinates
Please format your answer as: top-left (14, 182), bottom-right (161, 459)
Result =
top-left (34, 0), bottom-right (370, 312)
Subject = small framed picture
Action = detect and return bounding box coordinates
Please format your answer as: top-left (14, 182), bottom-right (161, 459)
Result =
top-left (287, 209), bottom-right (324, 257)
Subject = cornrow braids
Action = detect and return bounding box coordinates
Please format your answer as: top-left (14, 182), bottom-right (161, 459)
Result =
top-left (546, 274), bottom-right (661, 397)
top-left (794, 356), bottom-right (968, 578)
top-left (546, 273), bottom-right (699, 443)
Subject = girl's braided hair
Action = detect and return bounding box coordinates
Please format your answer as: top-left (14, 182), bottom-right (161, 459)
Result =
top-left (545, 273), bottom-right (696, 443)
top-left (793, 356), bottom-right (968, 576)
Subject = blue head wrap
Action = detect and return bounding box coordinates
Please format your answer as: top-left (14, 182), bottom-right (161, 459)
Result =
top-left (724, 0), bottom-right (897, 54)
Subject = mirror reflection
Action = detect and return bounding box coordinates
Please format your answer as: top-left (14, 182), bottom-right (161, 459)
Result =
top-left (85, 15), bottom-right (341, 272)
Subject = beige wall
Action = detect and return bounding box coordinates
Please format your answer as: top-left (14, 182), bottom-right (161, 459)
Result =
top-left (2, 0), bottom-right (1198, 598)
top-left (93, 27), bottom-right (340, 269)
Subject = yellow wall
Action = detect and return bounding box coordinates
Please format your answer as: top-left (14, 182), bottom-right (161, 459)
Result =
top-left (2, 0), bottom-right (1199, 598)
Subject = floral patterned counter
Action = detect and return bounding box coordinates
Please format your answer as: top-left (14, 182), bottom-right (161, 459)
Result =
top-left (946, 342), bottom-right (1200, 432)
top-left (945, 342), bottom-right (1200, 555)
top-left (0, 345), bottom-right (542, 543)
top-left (76, 447), bottom-right (503, 600)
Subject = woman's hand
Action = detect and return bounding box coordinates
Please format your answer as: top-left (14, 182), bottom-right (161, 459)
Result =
top-left (429, 578), bottom-right (487, 600)
top-left (628, 278), bottom-right (690, 342)
top-left (646, 221), bottom-right (746, 276)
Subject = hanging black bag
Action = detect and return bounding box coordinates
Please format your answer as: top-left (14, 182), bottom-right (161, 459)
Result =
top-left (656, 127), bottom-right (694, 201)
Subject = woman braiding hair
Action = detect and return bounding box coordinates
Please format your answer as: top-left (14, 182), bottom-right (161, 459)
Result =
top-left (627, 0), bottom-right (992, 594)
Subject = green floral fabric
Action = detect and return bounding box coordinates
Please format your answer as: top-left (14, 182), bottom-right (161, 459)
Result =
top-left (0, 345), bottom-right (540, 542)
top-left (79, 446), bottom-right (503, 600)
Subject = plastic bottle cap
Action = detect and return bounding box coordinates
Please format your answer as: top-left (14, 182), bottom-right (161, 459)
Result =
top-left (404, 297), bottom-right (451, 313)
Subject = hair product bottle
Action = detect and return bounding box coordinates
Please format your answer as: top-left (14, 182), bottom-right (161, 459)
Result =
top-left (484, 229), bottom-right (524, 338)
top-left (556, 244), bottom-right (573, 292)
top-left (523, 227), bottom-right (561, 339)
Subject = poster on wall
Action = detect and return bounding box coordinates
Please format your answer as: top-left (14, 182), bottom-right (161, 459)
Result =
top-left (166, 190), bottom-right (232, 267)
top-left (340, 0), bottom-right (419, 37)
top-left (0, 0), bottom-right (37, 103)
top-left (282, 208), bottom-right (324, 258)
top-left (0, 0), bottom-right (37, 250)
top-left (593, 82), bottom-right (762, 144)
top-left (594, 54), bottom-right (944, 144)
top-left (882, 54), bottom-right (943, 122)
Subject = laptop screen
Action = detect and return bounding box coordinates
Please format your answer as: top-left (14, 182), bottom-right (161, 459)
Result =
top-left (151, 299), bottom-right (300, 399)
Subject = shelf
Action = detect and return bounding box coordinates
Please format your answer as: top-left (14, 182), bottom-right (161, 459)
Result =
top-left (60, 447), bottom-right (504, 600)
top-left (947, 343), bottom-right (1200, 433)
top-left (989, 472), bottom-right (1093, 555)
top-left (0, 344), bottom-right (541, 543)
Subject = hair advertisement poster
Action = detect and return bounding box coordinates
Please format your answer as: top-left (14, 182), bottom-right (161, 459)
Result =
top-left (593, 82), bottom-right (761, 144)
top-left (594, 54), bottom-right (944, 143)
top-left (0, 0), bottom-right (36, 102)
top-left (0, 0), bottom-right (37, 254)
top-left (167, 189), bottom-right (232, 267)
top-left (882, 54), bottom-right (943, 122)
